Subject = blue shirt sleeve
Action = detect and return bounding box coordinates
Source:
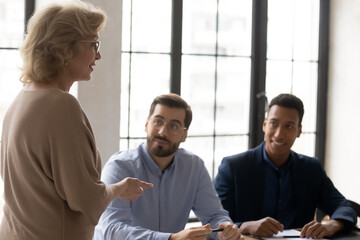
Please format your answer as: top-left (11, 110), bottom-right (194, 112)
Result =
top-left (96, 203), bottom-right (171, 240)
top-left (193, 160), bottom-right (232, 227)
top-left (192, 160), bottom-right (233, 239)
top-left (94, 152), bottom-right (171, 240)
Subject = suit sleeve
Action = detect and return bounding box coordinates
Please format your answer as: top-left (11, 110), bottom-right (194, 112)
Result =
top-left (316, 164), bottom-right (357, 231)
top-left (213, 157), bottom-right (240, 226)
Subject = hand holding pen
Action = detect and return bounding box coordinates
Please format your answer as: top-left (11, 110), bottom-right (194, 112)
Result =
top-left (169, 224), bottom-right (212, 240)
top-left (217, 222), bottom-right (243, 239)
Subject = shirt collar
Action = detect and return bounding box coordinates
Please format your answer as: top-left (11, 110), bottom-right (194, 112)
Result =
top-left (140, 143), bottom-right (176, 174)
top-left (262, 144), bottom-right (293, 172)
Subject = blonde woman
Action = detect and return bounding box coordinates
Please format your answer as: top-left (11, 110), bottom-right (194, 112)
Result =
top-left (0, 1), bottom-right (152, 239)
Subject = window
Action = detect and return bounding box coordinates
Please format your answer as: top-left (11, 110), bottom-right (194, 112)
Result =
top-left (266, 0), bottom-right (320, 157)
top-left (0, 0), bottom-right (328, 181)
top-left (0, 0), bottom-right (26, 220)
top-left (120, 0), bottom-right (327, 178)
top-left (0, 0), bottom-right (25, 138)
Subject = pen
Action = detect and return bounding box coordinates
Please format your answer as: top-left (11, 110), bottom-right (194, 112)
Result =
top-left (212, 228), bottom-right (224, 232)
top-left (245, 235), bottom-right (300, 239)
top-left (275, 236), bottom-right (300, 238)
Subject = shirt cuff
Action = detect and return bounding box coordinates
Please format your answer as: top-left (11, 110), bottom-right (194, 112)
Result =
top-left (155, 232), bottom-right (172, 240)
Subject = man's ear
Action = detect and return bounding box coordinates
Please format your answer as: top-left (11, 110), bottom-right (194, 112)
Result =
top-left (181, 129), bottom-right (188, 142)
top-left (145, 118), bottom-right (149, 132)
top-left (262, 118), bottom-right (267, 133)
top-left (297, 124), bottom-right (302, 138)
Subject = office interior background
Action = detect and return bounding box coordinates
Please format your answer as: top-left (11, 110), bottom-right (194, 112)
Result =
top-left (0, 0), bottom-right (359, 223)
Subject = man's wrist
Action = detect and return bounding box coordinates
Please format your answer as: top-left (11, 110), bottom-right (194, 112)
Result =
top-left (239, 221), bottom-right (250, 234)
top-left (326, 219), bottom-right (344, 234)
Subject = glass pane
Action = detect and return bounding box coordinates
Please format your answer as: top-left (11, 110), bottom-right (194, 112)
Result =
top-left (292, 133), bottom-right (315, 157)
top-left (268, 0), bottom-right (319, 61)
top-left (122, 0), bottom-right (131, 51)
top-left (267, 0), bottom-right (294, 60)
top-left (0, 0), bottom-right (24, 48)
top-left (119, 139), bottom-right (128, 151)
top-left (181, 55), bottom-right (215, 136)
top-left (292, 61), bottom-right (318, 132)
top-left (218, 0), bottom-right (252, 56)
top-left (119, 138), bottom-right (144, 152)
top-left (293, 0), bottom-right (319, 61)
top-left (266, 60), bottom-right (317, 133)
top-left (131, 0), bottom-right (171, 53)
top-left (0, 50), bottom-right (23, 137)
top-left (182, 0), bottom-right (217, 54)
top-left (120, 53), bottom-right (130, 138)
top-left (266, 60), bottom-right (293, 99)
top-left (127, 53), bottom-right (170, 137)
top-left (214, 136), bottom-right (248, 178)
top-left (181, 136), bottom-right (214, 177)
top-left (69, 83), bottom-right (78, 98)
top-left (216, 57), bottom-right (251, 134)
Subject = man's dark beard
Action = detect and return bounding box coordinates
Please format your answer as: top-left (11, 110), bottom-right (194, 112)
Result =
top-left (147, 136), bottom-right (180, 157)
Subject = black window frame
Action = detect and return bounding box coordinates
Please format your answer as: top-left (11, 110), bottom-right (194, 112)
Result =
top-left (21, 0), bottom-right (329, 167)
top-left (168, 0), bottom-right (329, 166)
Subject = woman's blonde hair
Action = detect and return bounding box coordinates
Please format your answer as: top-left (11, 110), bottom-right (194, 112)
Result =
top-left (20, 0), bottom-right (106, 83)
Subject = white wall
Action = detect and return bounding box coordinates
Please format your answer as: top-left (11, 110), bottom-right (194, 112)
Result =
top-left (326, 0), bottom-right (360, 203)
top-left (77, 0), bottom-right (122, 163)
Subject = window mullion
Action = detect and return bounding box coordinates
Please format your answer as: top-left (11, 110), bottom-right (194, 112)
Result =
top-left (25, 0), bottom-right (35, 33)
top-left (249, 0), bottom-right (268, 148)
top-left (315, 0), bottom-right (330, 166)
top-left (170, 0), bottom-right (183, 95)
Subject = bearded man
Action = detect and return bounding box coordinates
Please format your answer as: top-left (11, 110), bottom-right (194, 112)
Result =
top-left (95, 93), bottom-right (241, 240)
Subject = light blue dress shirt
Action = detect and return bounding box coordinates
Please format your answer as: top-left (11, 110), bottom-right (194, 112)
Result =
top-left (94, 143), bottom-right (231, 240)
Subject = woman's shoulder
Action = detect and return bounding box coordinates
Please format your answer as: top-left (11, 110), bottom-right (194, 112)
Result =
top-left (30, 89), bottom-right (86, 125)
top-left (49, 88), bottom-right (79, 103)
top-left (43, 89), bottom-right (82, 113)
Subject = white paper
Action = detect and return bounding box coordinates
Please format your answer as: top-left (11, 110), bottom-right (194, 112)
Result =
top-left (273, 229), bottom-right (301, 237)
top-left (262, 229), bottom-right (328, 240)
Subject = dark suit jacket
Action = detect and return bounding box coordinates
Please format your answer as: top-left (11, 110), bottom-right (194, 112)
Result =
top-left (213, 142), bottom-right (357, 231)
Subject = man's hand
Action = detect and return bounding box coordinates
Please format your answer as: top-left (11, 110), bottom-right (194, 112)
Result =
top-left (169, 224), bottom-right (212, 240)
top-left (300, 220), bottom-right (344, 239)
top-left (110, 177), bottom-right (153, 201)
top-left (239, 217), bottom-right (284, 237)
top-left (218, 222), bottom-right (242, 240)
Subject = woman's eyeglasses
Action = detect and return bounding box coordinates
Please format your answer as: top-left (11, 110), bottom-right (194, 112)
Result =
top-left (80, 40), bottom-right (101, 54)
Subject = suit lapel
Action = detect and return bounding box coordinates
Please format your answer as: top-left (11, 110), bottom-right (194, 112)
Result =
top-left (251, 143), bottom-right (266, 219)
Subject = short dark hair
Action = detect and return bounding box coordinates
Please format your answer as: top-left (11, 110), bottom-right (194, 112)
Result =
top-left (148, 93), bottom-right (193, 129)
top-left (268, 93), bottom-right (304, 125)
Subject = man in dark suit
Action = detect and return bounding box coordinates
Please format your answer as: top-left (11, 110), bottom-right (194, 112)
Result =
top-left (214, 93), bottom-right (357, 239)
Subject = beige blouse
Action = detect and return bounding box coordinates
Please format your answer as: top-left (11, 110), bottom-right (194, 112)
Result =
top-left (0, 88), bottom-right (110, 240)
